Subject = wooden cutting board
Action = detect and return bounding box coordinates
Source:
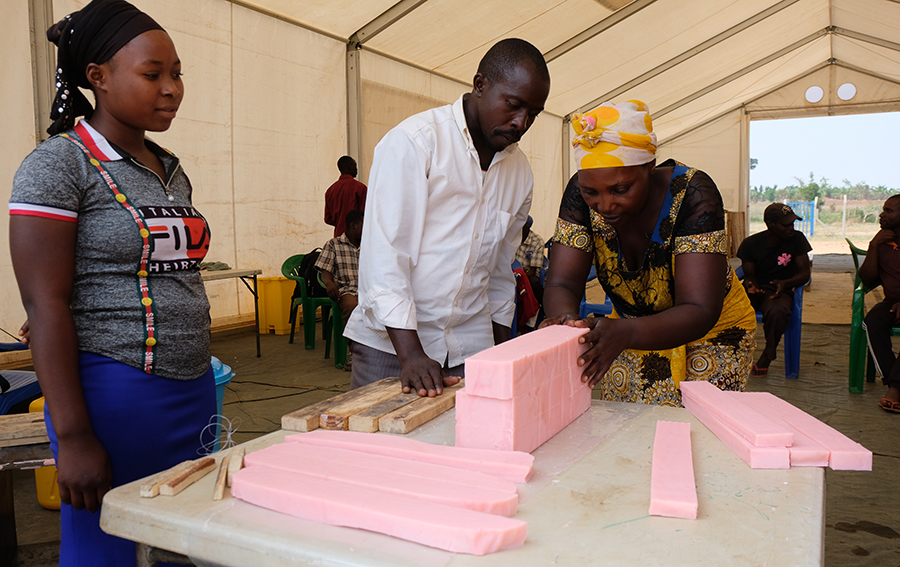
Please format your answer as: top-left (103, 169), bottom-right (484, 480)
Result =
top-left (281, 378), bottom-right (463, 435)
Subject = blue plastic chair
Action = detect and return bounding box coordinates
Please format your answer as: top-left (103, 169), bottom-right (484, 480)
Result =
top-left (734, 266), bottom-right (803, 380)
top-left (579, 265), bottom-right (613, 318)
top-left (0, 343), bottom-right (41, 415)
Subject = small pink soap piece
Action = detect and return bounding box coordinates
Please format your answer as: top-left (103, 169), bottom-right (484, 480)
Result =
top-left (737, 392), bottom-right (872, 471)
top-left (680, 381), bottom-right (793, 447)
top-left (649, 421), bottom-right (697, 520)
top-left (724, 392), bottom-right (829, 467)
top-left (286, 429), bottom-right (534, 483)
top-left (244, 442), bottom-right (519, 516)
top-left (231, 466), bottom-right (527, 555)
top-left (682, 395), bottom-right (790, 469)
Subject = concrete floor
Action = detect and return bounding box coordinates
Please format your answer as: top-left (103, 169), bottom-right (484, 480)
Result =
top-left (10, 254), bottom-right (900, 566)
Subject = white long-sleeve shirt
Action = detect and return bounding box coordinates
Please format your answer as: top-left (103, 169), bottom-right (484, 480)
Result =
top-left (344, 94), bottom-right (533, 367)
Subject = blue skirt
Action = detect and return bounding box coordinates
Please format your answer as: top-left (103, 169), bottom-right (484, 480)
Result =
top-left (45, 351), bottom-right (216, 567)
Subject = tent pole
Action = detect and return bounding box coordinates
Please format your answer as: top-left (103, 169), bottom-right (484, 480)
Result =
top-left (346, 45), bottom-right (362, 174)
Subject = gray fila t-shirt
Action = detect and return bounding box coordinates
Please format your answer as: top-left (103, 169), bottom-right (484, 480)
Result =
top-left (10, 120), bottom-right (211, 380)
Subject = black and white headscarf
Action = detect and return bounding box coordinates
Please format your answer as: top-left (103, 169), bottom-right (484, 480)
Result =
top-left (46, 0), bottom-right (164, 136)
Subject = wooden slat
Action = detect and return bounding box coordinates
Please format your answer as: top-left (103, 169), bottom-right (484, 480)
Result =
top-left (212, 454), bottom-right (231, 501)
top-left (140, 461), bottom-right (195, 498)
top-left (0, 349), bottom-right (32, 370)
top-left (0, 414), bottom-right (48, 448)
top-left (281, 378), bottom-right (400, 432)
top-left (226, 446), bottom-right (245, 487)
top-left (348, 392), bottom-right (419, 433)
top-left (159, 458), bottom-right (216, 496)
top-left (378, 382), bottom-right (463, 434)
top-left (319, 379), bottom-right (405, 430)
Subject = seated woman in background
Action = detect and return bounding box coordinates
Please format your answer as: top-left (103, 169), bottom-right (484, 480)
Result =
top-left (541, 101), bottom-right (757, 406)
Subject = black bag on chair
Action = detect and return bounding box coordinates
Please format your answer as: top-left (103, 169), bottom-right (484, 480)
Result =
top-left (294, 248), bottom-right (328, 299)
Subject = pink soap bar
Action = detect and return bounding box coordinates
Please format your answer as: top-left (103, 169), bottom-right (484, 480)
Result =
top-left (680, 381), bottom-right (793, 447)
top-left (286, 429), bottom-right (534, 483)
top-left (682, 394), bottom-right (790, 469)
top-left (231, 466), bottom-right (527, 555)
top-left (737, 392), bottom-right (872, 471)
top-left (244, 442), bottom-right (518, 516)
top-left (649, 421), bottom-right (697, 520)
top-left (455, 387), bottom-right (590, 453)
top-left (724, 392), bottom-right (829, 467)
top-left (464, 325), bottom-right (588, 399)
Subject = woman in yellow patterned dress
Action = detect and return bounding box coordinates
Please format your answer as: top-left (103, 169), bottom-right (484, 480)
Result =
top-left (542, 101), bottom-right (756, 406)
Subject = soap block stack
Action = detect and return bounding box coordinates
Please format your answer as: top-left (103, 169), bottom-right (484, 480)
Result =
top-left (681, 381), bottom-right (872, 471)
top-left (456, 325), bottom-right (590, 453)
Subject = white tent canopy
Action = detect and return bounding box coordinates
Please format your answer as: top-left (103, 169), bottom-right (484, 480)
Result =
top-left (2, 0), bottom-right (898, 329)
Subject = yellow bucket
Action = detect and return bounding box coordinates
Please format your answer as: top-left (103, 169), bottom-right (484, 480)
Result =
top-left (29, 397), bottom-right (61, 511)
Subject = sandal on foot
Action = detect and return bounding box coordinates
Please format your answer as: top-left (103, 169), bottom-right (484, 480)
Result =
top-left (878, 398), bottom-right (900, 413)
top-left (750, 363), bottom-right (769, 377)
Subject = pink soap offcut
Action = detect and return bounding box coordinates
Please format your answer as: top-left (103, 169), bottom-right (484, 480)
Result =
top-left (724, 392), bottom-right (829, 467)
top-left (649, 421), bottom-right (698, 520)
top-left (231, 466), bottom-right (527, 555)
top-left (682, 394), bottom-right (790, 469)
top-left (243, 442), bottom-right (518, 516)
top-left (286, 429), bottom-right (534, 483)
top-left (736, 392), bottom-right (872, 471)
top-left (679, 381), bottom-right (793, 447)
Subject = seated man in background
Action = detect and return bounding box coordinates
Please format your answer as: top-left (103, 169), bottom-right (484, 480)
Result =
top-left (737, 203), bottom-right (811, 377)
top-left (514, 215), bottom-right (545, 330)
top-left (315, 210), bottom-right (363, 369)
top-left (859, 195), bottom-right (900, 413)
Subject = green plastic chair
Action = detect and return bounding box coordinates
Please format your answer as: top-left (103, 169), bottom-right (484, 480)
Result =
top-left (317, 272), bottom-right (348, 369)
top-left (846, 238), bottom-right (900, 393)
top-left (281, 254), bottom-right (332, 350)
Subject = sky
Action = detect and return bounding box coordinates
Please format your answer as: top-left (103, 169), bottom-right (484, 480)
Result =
top-left (749, 111), bottom-right (900, 190)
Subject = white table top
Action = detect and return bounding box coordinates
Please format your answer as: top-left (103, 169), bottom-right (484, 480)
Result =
top-left (100, 401), bottom-right (823, 567)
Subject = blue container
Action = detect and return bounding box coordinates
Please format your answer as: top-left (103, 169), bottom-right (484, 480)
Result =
top-left (211, 356), bottom-right (234, 452)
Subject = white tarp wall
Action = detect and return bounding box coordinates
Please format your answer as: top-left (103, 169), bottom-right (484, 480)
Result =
top-left (1, 0), bottom-right (565, 333)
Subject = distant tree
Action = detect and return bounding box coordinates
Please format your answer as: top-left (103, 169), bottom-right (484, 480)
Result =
top-left (750, 158), bottom-right (758, 170)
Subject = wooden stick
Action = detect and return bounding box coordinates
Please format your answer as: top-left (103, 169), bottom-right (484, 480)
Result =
top-left (159, 458), bottom-right (216, 496)
top-left (212, 454), bottom-right (231, 501)
top-left (319, 379), bottom-right (405, 430)
top-left (348, 392), bottom-right (419, 433)
top-left (281, 378), bottom-right (400, 432)
top-left (379, 382), bottom-right (463, 434)
top-left (226, 446), bottom-right (245, 487)
top-left (140, 460), bottom-right (194, 498)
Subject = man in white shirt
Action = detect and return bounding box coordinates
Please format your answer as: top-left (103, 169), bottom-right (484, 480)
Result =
top-left (344, 38), bottom-right (550, 397)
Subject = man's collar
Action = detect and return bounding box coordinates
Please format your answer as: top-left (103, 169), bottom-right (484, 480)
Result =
top-left (452, 94), bottom-right (518, 162)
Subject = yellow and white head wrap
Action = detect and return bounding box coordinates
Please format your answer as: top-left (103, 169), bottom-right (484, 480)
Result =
top-left (571, 100), bottom-right (657, 169)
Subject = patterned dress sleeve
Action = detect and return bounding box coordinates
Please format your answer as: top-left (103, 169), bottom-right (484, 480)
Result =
top-left (672, 169), bottom-right (727, 255)
top-left (551, 174), bottom-right (594, 253)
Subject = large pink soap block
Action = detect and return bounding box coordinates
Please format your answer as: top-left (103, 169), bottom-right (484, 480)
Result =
top-left (682, 394), bottom-right (790, 469)
top-left (455, 387), bottom-right (591, 453)
top-left (286, 429), bottom-right (534, 483)
top-left (649, 421), bottom-right (697, 520)
top-left (464, 325), bottom-right (588, 399)
top-left (680, 381), bottom-right (793, 447)
top-left (231, 466), bottom-right (527, 555)
top-left (736, 392), bottom-right (872, 471)
top-left (245, 442), bottom-right (518, 516)
top-left (724, 392), bottom-right (829, 467)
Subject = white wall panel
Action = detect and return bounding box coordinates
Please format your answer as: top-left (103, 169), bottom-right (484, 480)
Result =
top-left (0, 0), bottom-right (39, 333)
top-left (657, 110), bottom-right (743, 212)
